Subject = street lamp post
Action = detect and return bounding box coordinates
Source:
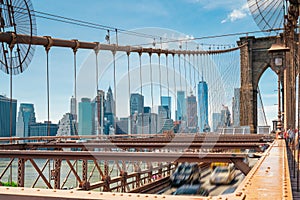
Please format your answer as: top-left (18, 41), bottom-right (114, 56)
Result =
top-left (268, 43), bottom-right (290, 138)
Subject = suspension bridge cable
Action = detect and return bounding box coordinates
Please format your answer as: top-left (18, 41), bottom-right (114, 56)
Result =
top-left (149, 53), bottom-right (154, 115)
top-left (172, 54), bottom-right (177, 120)
top-left (3, 4), bottom-right (166, 41)
top-left (45, 48), bottom-right (50, 137)
top-left (126, 52), bottom-right (131, 134)
top-left (139, 52), bottom-right (144, 134)
top-left (112, 50), bottom-right (117, 134)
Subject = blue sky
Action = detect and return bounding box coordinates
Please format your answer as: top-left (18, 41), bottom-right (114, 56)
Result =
top-left (0, 0), bottom-right (278, 126)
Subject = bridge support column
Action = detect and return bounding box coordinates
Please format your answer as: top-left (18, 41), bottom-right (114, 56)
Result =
top-left (17, 158), bottom-right (25, 187)
top-left (238, 36), bottom-right (277, 133)
top-left (80, 159), bottom-right (90, 190)
top-left (52, 159), bottom-right (61, 189)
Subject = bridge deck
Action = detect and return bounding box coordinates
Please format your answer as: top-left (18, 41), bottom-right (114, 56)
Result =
top-left (0, 139), bottom-right (292, 200)
top-left (234, 139), bottom-right (292, 199)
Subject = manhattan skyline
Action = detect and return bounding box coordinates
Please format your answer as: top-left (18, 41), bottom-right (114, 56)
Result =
top-left (0, 0), bottom-right (278, 127)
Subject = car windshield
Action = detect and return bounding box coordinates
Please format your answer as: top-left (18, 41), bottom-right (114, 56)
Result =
top-left (215, 167), bottom-right (228, 173)
top-left (176, 165), bottom-right (185, 173)
top-left (184, 165), bottom-right (192, 174)
top-left (174, 187), bottom-right (197, 195)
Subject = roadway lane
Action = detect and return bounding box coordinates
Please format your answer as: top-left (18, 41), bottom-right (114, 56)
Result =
top-left (162, 157), bottom-right (259, 196)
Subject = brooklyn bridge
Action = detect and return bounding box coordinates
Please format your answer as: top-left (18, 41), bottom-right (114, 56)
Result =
top-left (0, 0), bottom-right (299, 199)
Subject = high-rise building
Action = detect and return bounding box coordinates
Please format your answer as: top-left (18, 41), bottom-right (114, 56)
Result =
top-left (221, 105), bottom-right (231, 127)
top-left (176, 91), bottom-right (185, 120)
top-left (57, 113), bottom-right (76, 136)
top-left (104, 87), bottom-right (115, 135)
top-left (116, 117), bottom-right (129, 134)
top-left (95, 90), bottom-right (105, 135)
top-left (232, 88), bottom-right (240, 127)
top-left (29, 121), bottom-right (58, 137)
top-left (212, 113), bottom-right (222, 132)
top-left (186, 95), bottom-right (198, 132)
top-left (158, 105), bottom-right (171, 133)
top-left (105, 86), bottom-right (115, 114)
top-left (78, 98), bottom-right (95, 135)
top-left (198, 81), bottom-right (209, 132)
top-left (144, 106), bottom-right (151, 114)
top-left (0, 95), bottom-right (17, 137)
top-left (130, 93), bottom-right (144, 115)
top-left (137, 112), bottom-right (158, 134)
top-left (161, 96), bottom-right (171, 119)
top-left (17, 103), bottom-right (36, 138)
top-left (70, 96), bottom-right (77, 120)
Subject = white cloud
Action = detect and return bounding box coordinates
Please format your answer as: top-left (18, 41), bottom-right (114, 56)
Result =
top-left (221, 3), bottom-right (250, 23)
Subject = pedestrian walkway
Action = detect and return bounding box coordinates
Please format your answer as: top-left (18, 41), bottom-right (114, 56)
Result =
top-left (287, 144), bottom-right (300, 199)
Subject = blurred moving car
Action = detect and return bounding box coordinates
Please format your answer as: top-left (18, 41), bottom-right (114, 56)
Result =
top-left (210, 162), bottom-right (228, 171)
top-left (221, 186), bottom-right (237, 194)
top-left (209, 164), bottom-right (235, 185)
top-left (172, 184), bottom-right (209, 196)
top-left (170, 163), bottom-right (201, 186)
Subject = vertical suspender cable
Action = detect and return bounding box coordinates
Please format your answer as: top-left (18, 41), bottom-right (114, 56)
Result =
top-left (9, 47), bottom-right (13, 142)
top-left (166, 53), bottom-right (171, 120)
top-left (94, 45), bottom-right (100, 136)
top-left (197, 46), bottom-right (200, 83)
top-left (112, 50), bottom-right (117, 134)
top-left (9, 47), bottom-right (13, 184)
top-left (172, 54), bottom-right (177, 120)
top-left (149, 52), bottom-right (154, 117)
top-left (166, 54), bottom-right (169, 97)
top-left (184, 54), bottom-right (188, 96)
top-left (189, 54), bottom-right (192, 94)
top-left (193, 54), bottom-right (196, 94)
top-left (73, 40), bottom-right (79, 135)
top-left (158, 53), bottom-right (162, 103)
top-left (46, 49), bottom-right (50, 136)
top-left (127, 51), bottom-right (131, 134)
top-left (44, 36), bottom-right (53, 183)
top-left (139, 51), bottom-right (144, 134)
top-left (178, 54), bottom-right (182, 92)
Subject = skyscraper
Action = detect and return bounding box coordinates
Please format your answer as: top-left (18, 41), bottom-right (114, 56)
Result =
top-left (176, 91), bottom-right (185, 121)
top-left (105, 86), bottom-right (115, 115)
top-left (130, 93), bottom-right (144, 115)
top-left (78, 98), bottom-right (95, 135)
top-left (30, 121), bottom-right (58, 137)
top-left (198, 81), bottom-right (209, 132)
top-left (17, 103), bottom-right (36, 138)
top-left (232, 88), bottom-right (240, 127)
top-left (212, 113), bottom-right (222, 132)
top-left (187, 94), bottom-right (198, 132)
top-left (0, 95), bottom-right (17, 137)
top-left (70, 96), bottom-right (77, 120)
top-left (57, 113), bottom-right (76, 136)
top-left (221, 105), bottom-right (231, 127)
top-left (161, 96), bottom-right (171, 119)
top-left (95, 90), bottom-right (105, 135)
top-left (104, 87), bottom-right (115, 135)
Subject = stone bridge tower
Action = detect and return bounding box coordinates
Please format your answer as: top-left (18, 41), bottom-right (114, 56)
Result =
top-left (238, 35), bottom-right (296, 133)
